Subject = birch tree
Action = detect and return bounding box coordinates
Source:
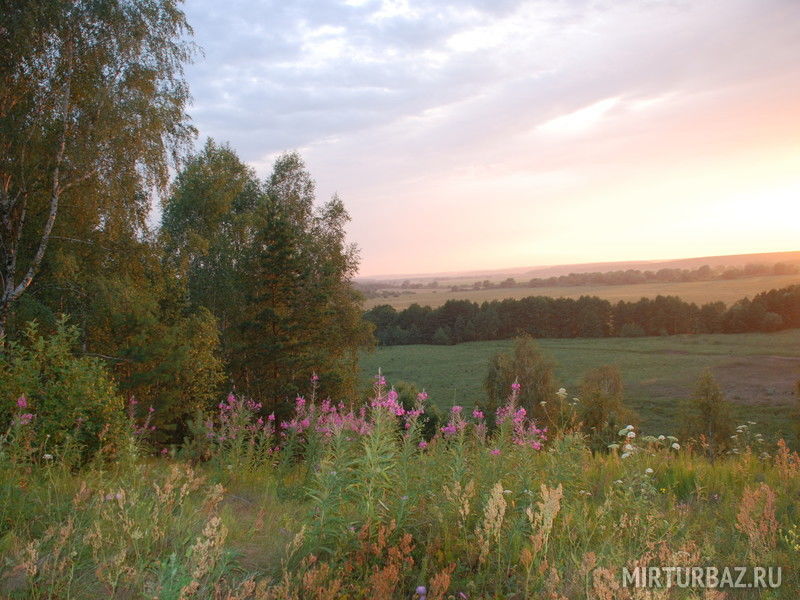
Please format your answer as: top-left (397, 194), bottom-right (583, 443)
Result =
top-left (0, 0), bottom-right (194, 339)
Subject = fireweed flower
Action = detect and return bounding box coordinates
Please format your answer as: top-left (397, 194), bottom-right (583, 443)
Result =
top-left (441, 424), bottom-right (458, 436)
top-left (16, 396), bottom-right (27, 409)
top-left (472, 409), bottom-right (484, 420)
top-left (417, 391), bottom-right (428, 401)
top-left (418, 440), bottom-right (428, 449)
top-left (511, 381), bottom-right (521, 392)
top-left (490, 448), bottom-right (501, 455)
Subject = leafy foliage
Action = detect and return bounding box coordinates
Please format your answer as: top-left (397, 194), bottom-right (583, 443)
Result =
top-left (577, 365), bottom-right (637, 453)
top-left (680, 369), bottom-right (735, 457)
top-left (0, 0), bottom-right (195, 334)
top-left (484, 337), bottom-right (562, 429)
top-left (162, 144), bottom-right (373, 415)
top-left (366, 284), bottom-right (800, 345)
top-left (0, 318), bottom-right (124, 459)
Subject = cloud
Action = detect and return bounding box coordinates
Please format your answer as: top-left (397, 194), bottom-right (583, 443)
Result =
top-left (180, 0), bottom-right (800, 275)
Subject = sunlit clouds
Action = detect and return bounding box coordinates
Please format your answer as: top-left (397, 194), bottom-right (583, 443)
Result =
top-left (183, 0), bottom-right (800, 276)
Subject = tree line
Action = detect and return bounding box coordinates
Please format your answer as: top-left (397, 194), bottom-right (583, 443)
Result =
top-left (461, 262), bottom-right (799, 292)
top-left (364, 285), bottom-right (800, 345)
top-left (357, 261), bottom-right (799, 297)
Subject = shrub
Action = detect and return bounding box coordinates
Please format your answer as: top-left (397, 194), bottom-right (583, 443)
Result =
top-left (679, 369), bottom-right (734, 457)
top-left (577, 365), bottom-right (637, 452)
top-left (0, 318), bottom-right (125, 460)
top-left (484, 336), bottom-right (563, 430)
top-left (394, 380), bottom-right (441, 440)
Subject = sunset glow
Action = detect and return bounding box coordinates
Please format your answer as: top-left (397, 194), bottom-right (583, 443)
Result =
top-left (183, 0), bottom-right (800, 276)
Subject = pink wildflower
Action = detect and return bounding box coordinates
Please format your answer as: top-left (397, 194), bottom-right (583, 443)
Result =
top-left (17, 396), bottom-right (27, 409)
top-left (418, 440), bottom-right (428, 449)
top-left (490, 448), bottom-right (501, 455)
top-left (441, 424), bottom-right (458, 436)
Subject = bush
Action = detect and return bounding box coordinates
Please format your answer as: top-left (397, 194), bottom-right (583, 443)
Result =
top-left (679, 369), bottom-right (734, 457)
top-left (577, 365), bottom-right (637, 452)
top-left (0, 318), bottom-right (125, 460)
top-left (393, 380), bottom-right (442, 439)
top-left (484, 336), bottom-right (563, 430)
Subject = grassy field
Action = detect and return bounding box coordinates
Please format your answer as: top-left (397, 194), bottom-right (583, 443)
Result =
top-left (364, 273), bottom-right (800, 309)
top-left (4, 388), bottom-right (800, 598)
top-left (360, 329), bottom-right (800, 439)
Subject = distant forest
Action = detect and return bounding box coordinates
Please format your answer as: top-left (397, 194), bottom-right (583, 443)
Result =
top-left (364, 284), bottom-right (800, 345)
top-left (358, 261), bottom-right (800, 298)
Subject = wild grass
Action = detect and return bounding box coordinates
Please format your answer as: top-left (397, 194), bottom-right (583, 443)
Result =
top-left (2, 378), bottom-right (799, 598)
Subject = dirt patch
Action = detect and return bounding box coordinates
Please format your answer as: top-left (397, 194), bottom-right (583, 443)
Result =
top-left (712, 356), bottom-right (800, 407)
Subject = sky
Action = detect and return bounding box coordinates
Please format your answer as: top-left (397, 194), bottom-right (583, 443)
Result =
top-left (182, 0), bottom-right (800, 277)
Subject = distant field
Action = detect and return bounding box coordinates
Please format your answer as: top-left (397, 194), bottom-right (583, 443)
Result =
top-left (363, 273), bottom-right (800, 309)
top-left (359, 329), bottom-right (800, 439)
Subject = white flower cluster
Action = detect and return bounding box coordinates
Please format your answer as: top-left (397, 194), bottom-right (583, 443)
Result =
top-left (609, 426), bottom-right (680, 457)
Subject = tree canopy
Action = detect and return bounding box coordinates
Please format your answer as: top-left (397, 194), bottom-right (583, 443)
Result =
top-left (161, 143), bottom-right (373, 415)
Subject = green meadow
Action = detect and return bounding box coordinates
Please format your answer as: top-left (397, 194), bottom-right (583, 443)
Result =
top-left (360, 329), bottom-right (800, 439)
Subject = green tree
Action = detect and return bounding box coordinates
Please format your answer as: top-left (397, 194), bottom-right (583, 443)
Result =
top-left (432, 326), bottom-right (452, 345)
top-left (577, 365), bottom-right (637, 452)
top-left (0, 0), bottom-right (195, 338)
top-left (680, 370), bottom-right (734, 457)
top-left (160, 139), bottom-right (261, 360)
top-left (162, 148), bottom-right (372, 413)
top-left (484, 336), bottom-right (563, 429)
